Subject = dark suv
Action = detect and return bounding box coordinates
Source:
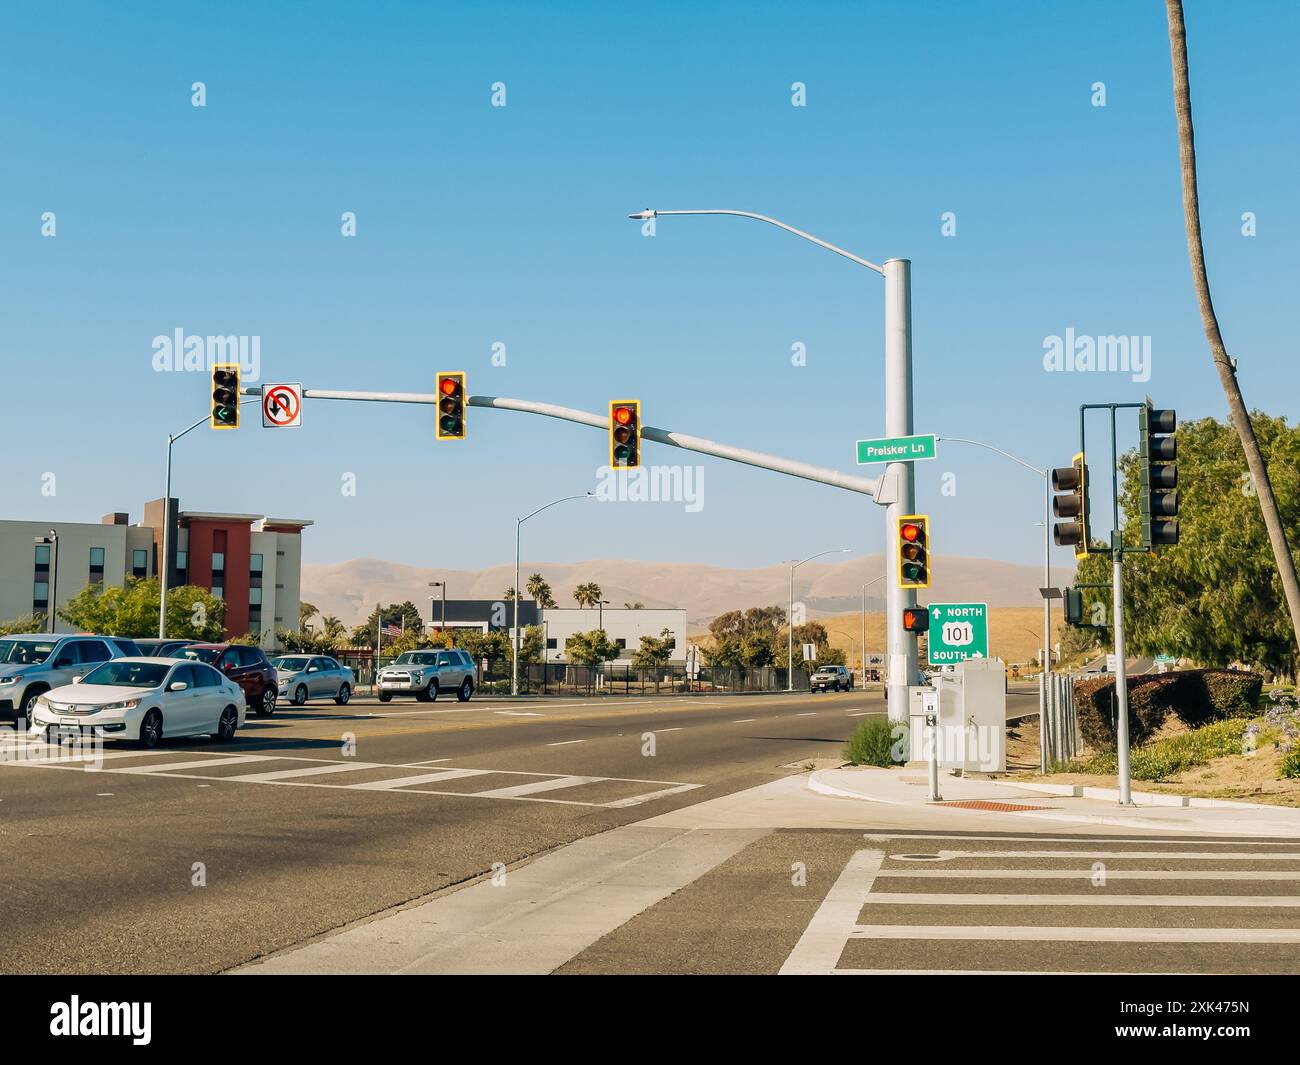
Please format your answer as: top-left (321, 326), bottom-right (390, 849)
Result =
top-left (178, 643), bottom-right (278, 716)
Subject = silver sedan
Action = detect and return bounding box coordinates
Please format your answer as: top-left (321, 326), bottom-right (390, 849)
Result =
top-left (272, 655), bottom-right (354, 706)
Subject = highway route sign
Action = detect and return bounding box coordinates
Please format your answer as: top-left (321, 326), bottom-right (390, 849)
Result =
top-left (926, 602), bottom-right (989, 665)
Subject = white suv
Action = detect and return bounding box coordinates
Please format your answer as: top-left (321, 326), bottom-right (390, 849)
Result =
top-left (377, 649), bottom-right (475, 703)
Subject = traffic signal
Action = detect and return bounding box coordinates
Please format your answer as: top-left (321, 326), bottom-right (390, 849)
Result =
top-left (210, 363), bottom-right (240, 429)
top-left (1139, 405), bottom-right (1178, 549)
top-left (609, 400), bottom-right (640, 469)
top-left (1051, 453), bottom-right (1090, 558)
top-left (902, 607), bottom-right (930, 634)
top-left (897, 515), bottom-right (930, 589)
top-left (436, 372), bottom-right (466, 440)
top-left (1063, 587), bottom-right (1084, 627)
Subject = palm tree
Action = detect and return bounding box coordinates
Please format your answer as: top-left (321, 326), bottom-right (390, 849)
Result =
top-left (1165, 1), bottom-right (1300, 659)
top-left (526, 573), bottom-right (556, 608)
top-left (573, 582), bottom-right (602, 608)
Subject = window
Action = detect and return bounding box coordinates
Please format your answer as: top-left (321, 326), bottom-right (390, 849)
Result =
top-left (250, 554), bottom-right (263, 573)
top-left (75, 640), bottom-right (112, 665)
top-left (32, 582), bottom-right (49, 610)
top-left (238, 647), bottom-right (264, 667)
top-left (212, 552), bottom-right (226, 572)
top-left (546, 638), bottom-right (557, 650)
top-left (211, 586), bottom-right (224, 600)
top-left (248, 586), bottom-right (262, 606)
top-left (192, 664), bottom-right (221, 688)
top-left (34, 544), bottom-right (50, 567)
top-left (616, 638), bottom-right (627, 649)
top-left (132, 549), bottom-right (148, 578)
top-left (89, 547), bottom-right (105, 585)
top-left (171, 664), bottom-right (197, 689)
top-left (175, 550), bottom-right (188, 583)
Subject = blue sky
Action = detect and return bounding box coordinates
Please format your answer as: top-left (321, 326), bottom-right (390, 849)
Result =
top-left (2, 0), bottom-right (1296, 577)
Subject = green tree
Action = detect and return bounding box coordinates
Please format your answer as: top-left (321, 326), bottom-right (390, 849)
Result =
top-left (565, 629), bottom-right (620, 690)
top-left (300, 601), bottom-right (320, 628)
top-left (813, 646), bottom-right (847, 669)
top-left (1075, 414), bottom-right (1300, 676)
top-left (59, 578), bottom-right (225, 640)
top-left (623, 601), bottom-right (645, 609)
top-left (321, 615), bottom-right (347, 643)
top-left (632, 628), bottom-right (676, 692)
top-left (0, 613), bottom-right (46, 636)
top-left (351, 601), bottom-right (426, 645)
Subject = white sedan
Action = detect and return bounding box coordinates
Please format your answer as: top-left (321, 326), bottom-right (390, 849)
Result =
top-left (32, 657), bottom-right (245, 748)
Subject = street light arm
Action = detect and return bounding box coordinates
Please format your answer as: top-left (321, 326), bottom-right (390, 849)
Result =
top-left (634, 209), bottom-right (885, 274)
top-left (937, 435), bottom-right (1046, 478)
top-left (519, 493), bottom-right (593, 526)
top-left (793, 547), bottom-right (851, 569)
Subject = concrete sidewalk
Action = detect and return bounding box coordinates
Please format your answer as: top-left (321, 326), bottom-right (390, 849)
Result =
top-left (810, 765), bottom-right (1300, 838)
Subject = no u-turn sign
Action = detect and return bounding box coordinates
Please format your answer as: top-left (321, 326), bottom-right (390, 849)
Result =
top-left (262, 384), bottom-right (303, 428)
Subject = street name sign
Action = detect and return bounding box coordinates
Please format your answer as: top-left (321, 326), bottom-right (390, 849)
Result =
top-left (856, 433), bottom-right (937, 465)
top-left (926, 602), bottom-right (989, 665)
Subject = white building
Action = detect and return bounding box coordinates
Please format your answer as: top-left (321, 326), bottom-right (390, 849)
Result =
top-left (534, 607), bottom-right (686, 665)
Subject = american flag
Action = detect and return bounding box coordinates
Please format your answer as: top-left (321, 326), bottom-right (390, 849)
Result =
top-left (381, 623), bottom-right (402, 637)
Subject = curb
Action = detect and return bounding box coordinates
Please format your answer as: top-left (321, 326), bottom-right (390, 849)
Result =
top-left (995, 779), bottom-right (1298, 812)
top-left (807, 771), bottom-right (905, 806)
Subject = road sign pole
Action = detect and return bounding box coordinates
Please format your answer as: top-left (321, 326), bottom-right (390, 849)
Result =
top-left (1112, 538), bottom-right (1133, 804)
top-left (884, 259), bottom-right (916, 722)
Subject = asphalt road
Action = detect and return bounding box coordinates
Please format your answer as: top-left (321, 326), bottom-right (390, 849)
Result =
top-left (0, 685), bottom-right (938, 974)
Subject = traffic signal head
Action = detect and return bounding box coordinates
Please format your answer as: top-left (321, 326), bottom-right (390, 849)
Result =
top-left (1051, 452), bottom-right (1090, 558)
top-left (897, 515), bottom-right (930, 589)
top-left (1139, 405), bottom-right (1178, 549)
top-left (1063, 587), bottom-right (1084, 627)
top-left (609, 400), bottom-right (640, 469)
top-left (902, 607), bottom-right (930, 634)
top-left (210, 364), bottom-right (240, 429)
top-left (436, 372), bottom-right (466, 440)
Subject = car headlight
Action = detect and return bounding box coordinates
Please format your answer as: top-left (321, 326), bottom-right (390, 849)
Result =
top-left (0, 675), bottom-right (21, 685)
top-left (35, 695), bottom-right (50, 709)
top-left (97, 698), bottom-right (141, 712)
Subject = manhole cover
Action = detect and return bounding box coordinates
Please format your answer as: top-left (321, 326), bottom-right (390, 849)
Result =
top-left (931, 799), bottom-right (1050, 812)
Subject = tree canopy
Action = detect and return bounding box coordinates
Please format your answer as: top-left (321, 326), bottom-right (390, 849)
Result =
top-left (58, 578), bottom-right (227, 641)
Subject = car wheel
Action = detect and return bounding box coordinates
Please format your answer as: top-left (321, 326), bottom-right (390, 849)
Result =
top-left (378, 692), bottom-right (392, 703)
top-left (335, 684), bottom-right (351, 706)
top-left (427, 681), bottom-right (439, 703)
top-left (293, 684), bottom-right (308, 707)
top-left (457, 678), bottom-right (473, 702)
top-left (20, 687), bottom-right (46, 722)
top-left (256, 686), bottom-right (276, 718)
top-left (138, 709), bottom-right (163, 749)
top-left (213, 706), bottom-right (238, 742)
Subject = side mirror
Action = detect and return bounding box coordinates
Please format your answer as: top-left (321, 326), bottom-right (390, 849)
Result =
top-left (72, 676), bottom-right (83, 684)
top-left (169, 681), bottom-right (188, 692)
top-left (223, 662), bottom-right (236, 671)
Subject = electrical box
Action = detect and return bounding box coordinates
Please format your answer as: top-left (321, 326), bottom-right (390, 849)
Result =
top-left (906, 659), bottom-right (1006, 772)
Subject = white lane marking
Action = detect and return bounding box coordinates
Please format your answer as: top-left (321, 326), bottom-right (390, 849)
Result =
top-left (603, 782), bottom-right (703, 808)
top-left (876, 868), bottom-right (1300, 881)
top-left (96, 793), bottom-right (114, 797)
top-left (400, 758), bottom-right (453, 766)
top-left (780, 849), bottom-right (884, 975)
top-left (495, 711), bottom-right (544, 717)
top-left (862, 893), bottom-right (1300, 907)
top-left (349, 768), bottom-right (493, 791)
top-left (847, 712), bottom-right (873, 717)
top-left (732, 719), bottom-right (757, 723)
top-left (864, 832), bottom-right (1300, 847)
top-left (796, 713), bottom-right (817, 717)
top-left (849, 925), bottom-right (1300, 943)
top-left (223, 762), bottom-right (387, 783)
top-left (657, 727), bottom-right (684, 733)
top-left (546, 739), bottom-right (586, 747)
top-left (834, 968), bottom-right (1197, 976)
top-left (473, 775), bottom-right (603, 799)
top-left (898, 849), bottom-right (1300, 862)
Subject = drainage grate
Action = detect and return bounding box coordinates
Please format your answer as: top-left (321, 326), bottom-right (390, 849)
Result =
top-left (931, 799), bottom-right (1050, 812)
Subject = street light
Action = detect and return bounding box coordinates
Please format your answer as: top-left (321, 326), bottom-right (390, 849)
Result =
top-left (429, 581), bottom-right (447, 635)
top-left (936, 435), bottom-right (1055, 767)
top-left (159, 398), bottom-right (257, 638)
top-left (787, 548), bottom-right (852, 691)
top-left (513, 493), bottom-right (593, 696)
top-left (861, 573), bottom-right (886, 684)
top-left (35, 531), bottom-right (59, 634)
top-left (630, 208), bottom-right (916, 720)
top-left (598, 599), bottom-right (610, 631)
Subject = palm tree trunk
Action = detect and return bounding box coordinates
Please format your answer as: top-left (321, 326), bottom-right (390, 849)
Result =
top-left (1166, 0), bottom-right (1300, 670)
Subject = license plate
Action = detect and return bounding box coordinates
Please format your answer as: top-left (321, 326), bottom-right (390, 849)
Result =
top-left (60, 719), bottom-right (80, 728)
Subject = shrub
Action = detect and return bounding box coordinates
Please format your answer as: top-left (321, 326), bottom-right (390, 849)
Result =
top-left (1281, 747), bottom-right (1300, 780)
top-left (1069, 719), bottom-right (1252, 781)
top-left (1073, 669), bottom-right (1262, 751)
top-left (844, 716), bottom-right (909, 767)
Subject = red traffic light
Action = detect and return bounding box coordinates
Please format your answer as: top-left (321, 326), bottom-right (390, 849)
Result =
top-left (900, 522), bottom-right (921, 542)
top-left (439, 376), bottom-right (460, 397)
top-left (613, 405), bottom-right (634, 426)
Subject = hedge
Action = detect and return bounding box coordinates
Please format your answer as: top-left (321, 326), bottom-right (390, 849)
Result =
top-left (1073, 669), bottom-right (1262, 751)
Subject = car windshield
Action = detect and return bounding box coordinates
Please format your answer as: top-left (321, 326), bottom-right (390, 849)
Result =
top-left (80, 661), bottom-right (170, 688)
top-left (0, 638), bottom-right (57, 664)
top-left (272, 657), bottom-right (312, 671)
top-left (394, 652), bottom-right (438, 665)
top-left (179, 647), bottom-right (221, 664)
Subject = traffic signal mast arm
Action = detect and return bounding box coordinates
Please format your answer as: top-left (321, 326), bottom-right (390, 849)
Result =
top-left (238, 385), bottom-right (885, 499)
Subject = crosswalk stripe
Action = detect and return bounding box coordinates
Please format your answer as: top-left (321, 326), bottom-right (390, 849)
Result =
top-left (875, 868), bottom-right (1300, 880)
top-left (111, 755), bottom-right (271, 775)
top-left (603, 782), bottom-right (703, 808)
top-left (849, 925), bottom-right (1300, 943)
top-left (894, 849), bottom-right (1300, 862)
top-left (472, 775), bottom-right (604, 799)
top-left (348, 768), bottom-right (493, 791)
top-left (222, 762), bottom-right (388, 783)
top-left (781, 849), bottom-right (885, 975)
top-left (863, 893), bottom-right (1300, 907)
